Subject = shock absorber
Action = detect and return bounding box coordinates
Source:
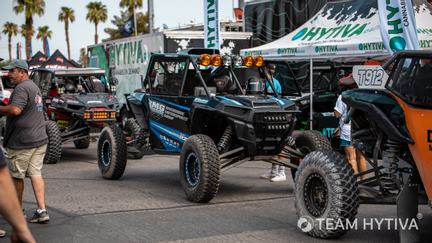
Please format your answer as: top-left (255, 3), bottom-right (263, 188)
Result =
top-left (381, 140), bottom-right (402, 191)
top-left (217, 126), bottom-right (233, 153)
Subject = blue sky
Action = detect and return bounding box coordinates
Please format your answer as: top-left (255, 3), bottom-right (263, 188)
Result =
top-left (0, 0), bottom-right (238, 61)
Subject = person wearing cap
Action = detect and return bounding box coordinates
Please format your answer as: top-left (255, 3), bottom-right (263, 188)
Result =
top-left (0, 59), bottom-right (50, 223)
top-left (334, 71), bottom-right (366, 180)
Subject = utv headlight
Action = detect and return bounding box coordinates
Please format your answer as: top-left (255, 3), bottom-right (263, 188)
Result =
top-left (110, 85), bottom-right (116, 92)
top-left (232, 55), bottom-right (243, 67)
top-left (58, 87), bottom-right (65, 94)
top-left (222, 55), bottom-right (232, 66)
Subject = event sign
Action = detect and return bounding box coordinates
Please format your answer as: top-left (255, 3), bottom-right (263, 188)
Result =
top-left (204, 0), bottom-right (220, 49)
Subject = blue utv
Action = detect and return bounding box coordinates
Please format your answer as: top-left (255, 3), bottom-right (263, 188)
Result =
top-left (97, 49), bottom-right (330, 203)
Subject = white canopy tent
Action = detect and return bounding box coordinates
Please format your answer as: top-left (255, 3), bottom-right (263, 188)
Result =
top-left (241, 0), bottom-right (432, 128)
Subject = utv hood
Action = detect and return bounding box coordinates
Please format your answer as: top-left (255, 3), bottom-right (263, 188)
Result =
top-left (59, 93), bottom-right (119, 109)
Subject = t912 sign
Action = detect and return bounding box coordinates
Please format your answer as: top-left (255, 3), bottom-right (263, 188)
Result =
top-left (352, 65), bottom-right (389, 90)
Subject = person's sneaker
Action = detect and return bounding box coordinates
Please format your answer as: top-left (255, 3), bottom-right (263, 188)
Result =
top-left (29, 209), bottom-right (50, 223)
top-left (270, 174), bottom-right (286, 182)
top-left (0, 228), bottom-right (6, 237)
top-left (260, 171), bottom-right (276, 179)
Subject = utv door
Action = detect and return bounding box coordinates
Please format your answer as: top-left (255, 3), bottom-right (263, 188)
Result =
top-left (146, 56), bottom-right (191, 152)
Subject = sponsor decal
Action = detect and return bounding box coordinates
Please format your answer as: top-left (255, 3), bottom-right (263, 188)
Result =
top-left (149, 100), bottom-right (166, 116)
top-left (193, 98), bottom-right (209, 104)
top-left (35, 95), bottom-right (43, 112)
top-left (87, 100), bottom-right (103, 104)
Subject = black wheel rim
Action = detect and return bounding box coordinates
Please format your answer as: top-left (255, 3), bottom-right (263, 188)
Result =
top-left (184, 152), bottom-right (200, 187)
top-left (304, 173), bottom-right (328, 217)
top-left (101, 139), bottom-right (112, 167)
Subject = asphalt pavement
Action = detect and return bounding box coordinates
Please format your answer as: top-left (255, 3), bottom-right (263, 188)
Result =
top-left (1, 144), bottom-right (431, 243)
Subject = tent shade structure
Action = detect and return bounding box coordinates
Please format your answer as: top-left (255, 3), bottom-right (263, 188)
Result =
top-left (28, 51), bottom-right (47, 70)
top-left (241, 0), bottom-right (432, 61)
top-left (41, 50), bottom-right (79, 69)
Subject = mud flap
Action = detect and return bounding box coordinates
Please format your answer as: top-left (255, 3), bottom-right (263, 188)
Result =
top-left (397, 173), bottom-right (420, 243)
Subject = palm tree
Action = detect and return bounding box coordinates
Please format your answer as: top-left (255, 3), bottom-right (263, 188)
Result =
top-left (36, 26), bottom-right (52, 56)
top-left (86, 2), bottom-right (108, 44)
top-left (58, 7), bottom-right (75, 60)
top-left (119, 0), bottom-right (143, 15)
top-left (13, 0), bottom-right (45, 59)
top-left (2, 22), bottom-right (18, 61)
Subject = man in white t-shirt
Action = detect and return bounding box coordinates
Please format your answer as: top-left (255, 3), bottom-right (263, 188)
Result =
top-left (334, 74), bottom-right (366, 178)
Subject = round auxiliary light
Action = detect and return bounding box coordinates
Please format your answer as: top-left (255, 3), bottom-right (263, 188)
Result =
top-left (211, 54), bottom-right (222, 66)
top-left (232, 55), bottom-right (243, 67)
top-left (254, 56), bottom-right (264, 67)
top-left (222, 55), bottom-right (232, 66)
top-left (199, 54), bottom-right (211, 66)
top-left (243, 56), bottom-right (254, 67)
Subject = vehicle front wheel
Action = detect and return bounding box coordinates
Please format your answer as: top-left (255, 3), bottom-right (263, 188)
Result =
top-left (179, 134), bottom-right (220, 203)
top-left (44, 121), bottom-right (62, 164)
top-left (295, 150), bottom-right (359, 239)
top-left (97, 125), bottom-right (127, 180)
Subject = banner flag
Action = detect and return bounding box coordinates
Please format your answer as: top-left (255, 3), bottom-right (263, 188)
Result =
top-left (204, 0), bottom-right (220, 49)
top-left (378, 0), bottom-right (419, 53)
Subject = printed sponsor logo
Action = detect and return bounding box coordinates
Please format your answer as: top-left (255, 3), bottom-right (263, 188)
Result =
top-left (193, 98), bottom-right (209, 104)
top-left (149, 100), bottom-right (165, 116)
top-left (383, 0), bottom-right (410, 51)
top-left (358, 42), bottom-right (386, 51)
top-left (277, 48), bottom-right (298, 55)
top-left (291, 23), bottom-right (368, 42)
top-left (315, 45), bottom-right (339, 53)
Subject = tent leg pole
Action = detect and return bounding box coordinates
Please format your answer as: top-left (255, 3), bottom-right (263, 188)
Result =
top-left (309, 59), bottom-right (313, 130)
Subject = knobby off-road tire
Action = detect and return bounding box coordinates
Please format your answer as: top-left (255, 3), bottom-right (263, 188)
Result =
top-left (180, 135), bottom-right (221, 203)
top-left (291, 130), bottom-right (332, 180)
top-left (125, 118), bottom-right (146, 160)
top-left (295, 150), bottom-right (359, 239)
top-left (74, 137), bottom-right (90, 149)
top-left (97, 125), bottom-right (127, 180)
top-left (44, 121), bottom-right (62, 164)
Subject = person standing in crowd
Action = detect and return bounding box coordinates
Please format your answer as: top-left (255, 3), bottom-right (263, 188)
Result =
top-left (1, 60), bottom-right (50, 223)
top-left (260, 64), bottom-right (286, 182)
top-left (0, 146), bottom-right (36, 242)
top-left (334, 74), bottom-right (367, 179)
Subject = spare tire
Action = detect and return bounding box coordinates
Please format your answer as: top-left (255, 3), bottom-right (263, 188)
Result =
top-left (44, 121), bottom-right (62, 164)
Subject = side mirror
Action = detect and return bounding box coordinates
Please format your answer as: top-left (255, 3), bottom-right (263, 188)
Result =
top-left (109, 77), bottom-right (119, 85)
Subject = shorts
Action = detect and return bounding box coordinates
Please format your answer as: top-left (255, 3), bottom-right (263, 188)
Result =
top-left (6, 144), bottom-right (47, 179)
top-left (340, 139), bottom-right (352, 147)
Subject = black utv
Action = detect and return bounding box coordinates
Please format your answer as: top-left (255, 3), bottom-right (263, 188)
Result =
top-left (97, 49), bottom-right (331, 203)
top-left (30, 68), bottom-right (120, 164)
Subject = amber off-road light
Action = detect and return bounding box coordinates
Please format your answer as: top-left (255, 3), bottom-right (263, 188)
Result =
top-left (254, 56), bottom-right (264, 67)
top-left (199, 54), bottom-right (211, 66)
top-left (211, 54), bottom-right (222, 66)
top-left (243, 56), bottom-right (254, 67)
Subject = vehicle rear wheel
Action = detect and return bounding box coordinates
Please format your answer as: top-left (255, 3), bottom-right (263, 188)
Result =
top-left (44, 121), bottom-right (62, 164)
top-left (124, 118), bottom-right (146, 160)
top-left (97, 125), bottom-right (127, 180)
top-left (295, 150), bottom-right (359, 239)
top-left (74, 137), bottom-right (90, 149)
top-left (179, 134), bottom-right (220, 203)
top-left (291, 130), bottom-right (332, 180)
